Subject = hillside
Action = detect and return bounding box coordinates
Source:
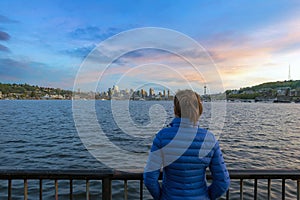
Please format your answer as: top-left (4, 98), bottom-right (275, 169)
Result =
top-left (226, 80), bottom-right (300, 101)
top-left (241, 80), bottom-right (300, 92)
top-left (0, 83), bottom-right (73, 99)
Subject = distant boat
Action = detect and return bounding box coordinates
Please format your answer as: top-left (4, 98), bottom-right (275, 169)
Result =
top-left (273, 96), bottom-right (292, 103)
top-left (294, 98), bottom-right (300, 103)
top-left (273, 99), bottom-right (291, 103)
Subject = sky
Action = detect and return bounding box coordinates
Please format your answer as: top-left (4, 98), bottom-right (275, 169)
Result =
top-left (0, 0), bottom-right (300, 93)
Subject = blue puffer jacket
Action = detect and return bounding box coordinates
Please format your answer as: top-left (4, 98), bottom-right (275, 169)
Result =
top-left (144, 117), bottom-right (230, 200)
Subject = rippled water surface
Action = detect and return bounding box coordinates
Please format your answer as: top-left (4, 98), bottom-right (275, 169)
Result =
top-left (0, 100), bottom-right (300, 199)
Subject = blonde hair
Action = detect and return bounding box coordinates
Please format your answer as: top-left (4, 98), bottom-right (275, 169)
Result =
top-left (174, 90), bottom-right (203, 125)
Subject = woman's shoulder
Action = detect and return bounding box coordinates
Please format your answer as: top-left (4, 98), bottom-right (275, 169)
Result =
top-left (156, 126), bottom-right (178, 138)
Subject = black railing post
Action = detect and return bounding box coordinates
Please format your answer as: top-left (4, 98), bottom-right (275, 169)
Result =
top-left (124, 180), bottom-right (128, 200)
top-left (69, 179), bottom-right (73, 200)
top-left (226, 189), bottom-right (230, 200)
top-left (140, 180), bottom-right (143, 200)
top-left (297, 180), bottom-right (300, 200)
top-left (240, 179), bottom-right (243, 200)
top-left (86, 180), bottom-right (90, 200)
top-left (102, 177), bottom-right (112, 200)
top-left (282, 179), bottom-right (285, 200)
top-left (254, 179), bottom-right (258, 200)
top-left (54, 179), bottom-right (58, 200)
top-left (39, 179), bottom-right (43, 200)
top-left (267, 179), bottom-right (271, 200)
top-left (24, 179), bottom-right (28, 200)
top-left (8, 179), bottom-right (12, 200)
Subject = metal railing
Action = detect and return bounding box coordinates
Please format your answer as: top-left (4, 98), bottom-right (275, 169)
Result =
top-left (1, 169), bottom-right (300, 200)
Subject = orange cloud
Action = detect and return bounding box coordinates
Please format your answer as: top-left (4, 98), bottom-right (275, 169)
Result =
top-left (200, 18), bottom-right (300, 89)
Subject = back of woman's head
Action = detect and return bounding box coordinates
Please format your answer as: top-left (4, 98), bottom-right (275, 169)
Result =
top-left (174, 90), bottom-right (203, 125)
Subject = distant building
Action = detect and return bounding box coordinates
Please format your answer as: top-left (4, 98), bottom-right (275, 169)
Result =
top-left (0, 91), bottom-right (2, 99)
top-left (112, 85), bottom-right (119, 92)
top-left (42, 94), bottom-right (50, 99)
top-left (230, 90), bottom-right (239, 95)
top-left (125, 89), bottom-right (129, 94)
top-left (242, 90), bottom-right (255, 94)
top-left (141, 89), bottom-right (146, 98)
top-left (50, 94), bottom-right (64, 99)
top-left (290, 88), bottom-right (300, 97)
top-left (130, 89), bottom-right (134, 95)
top-left (111, 85), bottom-right (120, 97)
top-left (290, 89), bottom-right (296, 97)
top-left (108, 88), bottom-right (112, 98)
top-left (277, 87), bottom-right (290, 96)
top-left (149, 88), bottom-right (154, 97)
top-left (296, 88), bottom-right (300, 96)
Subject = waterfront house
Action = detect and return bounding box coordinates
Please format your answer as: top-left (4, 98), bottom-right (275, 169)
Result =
top-left (277, 87), bottom-right (291, 96)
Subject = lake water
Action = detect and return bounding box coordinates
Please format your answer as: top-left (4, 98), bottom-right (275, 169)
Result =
top-left (0, 100), bottom-right (300, 199)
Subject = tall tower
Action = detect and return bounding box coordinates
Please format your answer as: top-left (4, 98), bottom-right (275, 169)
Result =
top-left (288, 65), bottom-right (291, 81)
top-left (204, 85), bottom-right (207, 96)
top-left (149, 88), bottom-right (154, 97)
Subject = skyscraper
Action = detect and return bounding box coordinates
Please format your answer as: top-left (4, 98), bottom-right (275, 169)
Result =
top-left (149, 88), bottom-right (154, 97)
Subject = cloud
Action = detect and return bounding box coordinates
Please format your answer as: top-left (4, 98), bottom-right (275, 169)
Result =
top-left (0, 30), bottom-right (10, 41)
top-left (0, 44), bottom-right (10, 52)
top-left (0, 15), bottom-right (18, 23)
top-left (63, 44), bottom-right (96, 58)
top-left (69, 26), bottom-right (125, 41)
top-left (0, 58), bottom-right (75, 88)
top-left (0, 58), bottom-right (30, 79)
top-left (0, 30), bottom-right (11, 52)
top-left (198, 17), bottom-right (300, 87)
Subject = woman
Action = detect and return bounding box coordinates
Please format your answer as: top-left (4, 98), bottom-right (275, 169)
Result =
top-left (144, 90), bottom-right (230, 200)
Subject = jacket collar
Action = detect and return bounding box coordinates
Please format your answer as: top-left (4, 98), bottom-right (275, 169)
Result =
top-left (169, 117), bottom-right (199, 128)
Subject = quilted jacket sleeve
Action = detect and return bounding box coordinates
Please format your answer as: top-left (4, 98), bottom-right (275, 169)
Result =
top-left (208, 141), bottom-right (230, 200)
top-left (143, 133), bottom-right (163, 200)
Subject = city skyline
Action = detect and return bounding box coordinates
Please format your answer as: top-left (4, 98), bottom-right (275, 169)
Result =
top-left (98, 84), bottom-right (173, 100)
top-left (0, 1), bottom-right (300, 93)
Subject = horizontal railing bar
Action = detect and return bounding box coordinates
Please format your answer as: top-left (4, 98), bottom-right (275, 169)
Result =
top-left (226, 169), bottom-right (300, 180)
top-left (0, 169), bottom-right (114, 180)
top-left (114, 169), bottom-right (300, 180)
top-left (0, 169), bottom-right (300, 180)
